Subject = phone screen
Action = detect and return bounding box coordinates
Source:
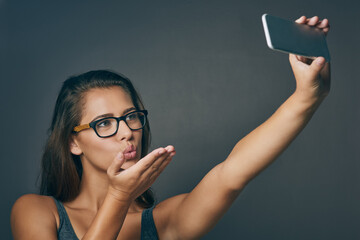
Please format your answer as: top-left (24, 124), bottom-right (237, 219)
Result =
top-left (262, 14), bottom-right (330, 62)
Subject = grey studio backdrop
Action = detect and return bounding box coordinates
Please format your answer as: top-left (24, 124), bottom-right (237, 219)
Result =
top-left (1, 0), bottom-right (359, 239)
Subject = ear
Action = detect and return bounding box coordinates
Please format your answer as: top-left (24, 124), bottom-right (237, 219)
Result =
top-left (69, 136), bottom-right (83, 155)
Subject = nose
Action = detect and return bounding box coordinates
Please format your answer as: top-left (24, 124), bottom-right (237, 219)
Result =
top-left (116, 120), bottom-right (133, 140)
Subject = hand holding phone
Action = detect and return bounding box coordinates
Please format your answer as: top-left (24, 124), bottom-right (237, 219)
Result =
top-left (287, 16), bottom-right (331, 100)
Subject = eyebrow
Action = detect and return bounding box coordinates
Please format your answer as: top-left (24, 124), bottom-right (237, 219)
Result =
top-left (90, 107), bottom-right (137, 122)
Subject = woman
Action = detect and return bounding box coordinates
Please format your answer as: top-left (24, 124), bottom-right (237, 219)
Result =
top-left (11, 16), bottom-right (330, 239)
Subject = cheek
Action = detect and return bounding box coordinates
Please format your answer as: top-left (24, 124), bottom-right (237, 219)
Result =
top-left (78, 129), bottom-right (144, 171)
top-left (79, 137), bottom-right (118, 170)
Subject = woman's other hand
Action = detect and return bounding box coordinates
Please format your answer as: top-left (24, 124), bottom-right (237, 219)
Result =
top-left (289, 16), bottom-right (331, 102)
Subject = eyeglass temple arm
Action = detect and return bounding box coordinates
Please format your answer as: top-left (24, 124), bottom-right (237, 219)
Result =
top-left (73, 124), bottom-right (90, 133)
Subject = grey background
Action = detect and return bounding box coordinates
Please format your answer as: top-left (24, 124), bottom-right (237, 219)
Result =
top-left (1, 0), bottom-right (359, 239)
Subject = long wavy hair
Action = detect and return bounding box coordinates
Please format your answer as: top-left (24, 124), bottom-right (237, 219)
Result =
top-left (40, 70), bottom-right (154, 208)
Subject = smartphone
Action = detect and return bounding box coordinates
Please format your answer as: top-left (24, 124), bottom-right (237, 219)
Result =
top-left (262, 14), bottom-right (330, 62)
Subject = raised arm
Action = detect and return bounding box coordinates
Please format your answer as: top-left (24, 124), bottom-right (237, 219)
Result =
top-left (160, 16), bottom-right (330, 239)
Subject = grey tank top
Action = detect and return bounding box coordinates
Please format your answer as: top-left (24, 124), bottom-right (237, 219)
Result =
top-left (52, 197), bottom-right (159, 240)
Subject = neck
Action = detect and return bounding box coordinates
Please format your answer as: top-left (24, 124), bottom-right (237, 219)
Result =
top-left (68, 161), bottom-right (142, 213)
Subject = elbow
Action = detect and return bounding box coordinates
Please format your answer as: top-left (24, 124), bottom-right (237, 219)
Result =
top-left (216, 163), bottom-right (251, 193)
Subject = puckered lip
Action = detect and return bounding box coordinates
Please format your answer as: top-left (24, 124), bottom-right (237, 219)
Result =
top-left (123, 145), bottom-right (137, 160)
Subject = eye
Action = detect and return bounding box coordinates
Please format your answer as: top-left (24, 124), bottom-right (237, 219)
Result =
top-left (96, 119), bottom-right (113, 128)
top-left (126, 112), bottom-right (139, 122)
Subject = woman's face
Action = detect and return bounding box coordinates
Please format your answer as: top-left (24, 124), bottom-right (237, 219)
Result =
top-left (70, 86), bottom-right (143, 172)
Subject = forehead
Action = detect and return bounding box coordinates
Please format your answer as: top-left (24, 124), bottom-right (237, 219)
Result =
top-left (81, 86), bottom-right (135, 122)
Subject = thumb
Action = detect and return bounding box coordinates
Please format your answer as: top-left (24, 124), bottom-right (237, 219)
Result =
top-left (107, 152), bottom-right (125, 176)
top-left (309, 57), bottom-right (326, 77)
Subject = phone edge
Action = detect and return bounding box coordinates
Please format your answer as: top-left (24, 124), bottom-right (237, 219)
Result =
top-left (262, 14), bottom-right (275, 50)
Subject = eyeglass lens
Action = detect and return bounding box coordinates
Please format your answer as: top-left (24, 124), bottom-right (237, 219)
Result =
top-left (95, 112), bottom-right (146, 137)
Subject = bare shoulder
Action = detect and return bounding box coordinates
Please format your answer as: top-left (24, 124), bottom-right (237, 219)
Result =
top-left (11, 194), bottom-right (58, 240)
top-left (11, 194), bottom-right (58, 218)
top-left (155, 193), bottom-right (188, 212)
top-left (152, 193), bottom-right (188, 239)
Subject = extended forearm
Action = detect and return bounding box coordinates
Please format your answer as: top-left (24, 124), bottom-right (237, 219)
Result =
top-left (221, 91), bottom-right (324, 190)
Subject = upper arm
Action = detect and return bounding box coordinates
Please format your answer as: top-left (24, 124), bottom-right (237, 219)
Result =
top-left (155, 163), bottom-right (243, 240)
top-left (11, 194), bottom-right (58, 240)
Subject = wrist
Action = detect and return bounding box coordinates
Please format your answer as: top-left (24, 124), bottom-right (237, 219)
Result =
top-left (107, 186), bottom-right (134, 205)
top-left (292, 89), bottom-right (326, 108)
top-left (278, 91), bottom-right (324, 122)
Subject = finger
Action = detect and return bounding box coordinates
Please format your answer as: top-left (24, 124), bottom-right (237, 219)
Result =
top-left (147, 151), bottom-right (172, 172)
top-left (143, 145), bottom-right (175, 171)
top-left (107, 152), bottom-right (125, 176)
top-left (297, 55), bottom-right (310, 63)
top-left (164, 145), bottom-right (175, 153)
top-left (134, 147), bottom-right (168, 173)
top-left (133, 145), bottom-right (175, 176)
top-left (157, 152), bottom-right (175, 172)
top-left (295, 16), bottom-right (306, 24)
top-left (308, 57), bottom-right (326, 77)
top-left (289, 54), bottom-right (295, 63)
top-left (140, 149), bottom-right (175, 179)
top-left (317, 18), bottom-right (329, 29)
top-left (147, 153), bottom-right (175, 183)
top-left (323, 27), bottom-right (330, 35)
top-left (289, 54), bottom-right (302, 66)
top-left (289, 54), bottom-right (312, 66)
top-left (307, 16), bottom-right (319, 26)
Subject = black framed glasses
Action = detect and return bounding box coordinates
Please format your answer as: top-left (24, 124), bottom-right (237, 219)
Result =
top-left (73, 110), bottom-right (148, 138)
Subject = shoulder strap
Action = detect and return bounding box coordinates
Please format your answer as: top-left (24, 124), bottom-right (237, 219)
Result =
top-left (141, 207), bottom-right (159, 240)
top-left (51, 197), bottom-right (79, 240)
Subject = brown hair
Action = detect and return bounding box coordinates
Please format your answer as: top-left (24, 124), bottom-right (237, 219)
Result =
top-left (40, 70), bottom-right (154, 208)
